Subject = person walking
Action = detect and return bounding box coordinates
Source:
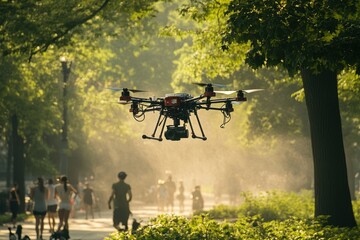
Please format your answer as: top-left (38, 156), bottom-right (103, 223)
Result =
top-left (83, 182), bottom-right (95, 220)
top-left (165, 175), bottom-right (176, 212)
top-left (55, 175), bottom-right (77, 234)
top-left (156, 179), bottom-right (167, 212)
top-left (30, 177), bottom-right (48, 240)
top-left (108, 171), bottom-right (132, 231)
top-left (192, 185), bottom-right (204, 212)
top-left (177, 181), bottom-right (185, 213)
top-left (47, 178), bottom-right (58, 233)
top-left (8, 183), bottom-right (20, 228)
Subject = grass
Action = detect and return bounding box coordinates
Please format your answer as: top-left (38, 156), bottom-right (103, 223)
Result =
top-left (0, 213), bottom-right (30, 226)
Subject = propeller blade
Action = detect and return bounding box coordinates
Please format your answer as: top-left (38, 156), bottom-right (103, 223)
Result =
top-left (107, 87), bottom-right (123, 91)
top-left (231, 101), bottom-right (244, 105)
top-left (243, 89), bottom-right (264, 93)
top-left (106, 87), bottom-right (147, 93)
top-left (215, 89), bottom-right (264, 95)
top-left (193, 82), bottom-right (228, 88)
top-left (129, 89), bottom-right (147, 93)
top-left (99, 100), bottom-right (129, 104)
top-left (214, 90), bottom-right (237, 95)
top-left (118, 100), bottom-right (131, 105)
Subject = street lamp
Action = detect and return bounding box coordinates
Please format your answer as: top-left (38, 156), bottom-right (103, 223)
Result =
top-left (60, 56), bottom-right (72, 176)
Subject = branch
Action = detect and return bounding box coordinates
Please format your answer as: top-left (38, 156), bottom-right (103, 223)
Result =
top-left (24, 0), bottom-right (112, 61)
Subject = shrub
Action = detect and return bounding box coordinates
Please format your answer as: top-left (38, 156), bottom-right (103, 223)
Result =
top-left (204, 190), bottom-right (314, 222)
top-left (105, 215), bottom-right (360, 240)
top-left (105, 190), bottom-right (360, 239)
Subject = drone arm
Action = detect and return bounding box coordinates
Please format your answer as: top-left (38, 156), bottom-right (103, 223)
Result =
top-left (197, 106), bottom-right (227, 111)
top-left (141, 106), bottom-right (162, 113)
top-left (196, 98), bottom-right (239, 105)
top-left (184, 95), bottom-right (205, 103)
top-left (130, 97), bottom-right (162, 104)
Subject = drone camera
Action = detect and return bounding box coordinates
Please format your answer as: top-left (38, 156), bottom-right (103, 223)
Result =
top-left (164, 125), bottom-right (189, 141)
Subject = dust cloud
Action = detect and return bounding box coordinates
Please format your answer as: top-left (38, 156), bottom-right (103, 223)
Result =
top-left (86, 106), bottom-right (313, 207)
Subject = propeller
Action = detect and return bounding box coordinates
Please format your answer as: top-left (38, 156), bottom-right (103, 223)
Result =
top-left (118, 100), bottom-right (131, 105)
top-left (99, 100), bottom-right (130, 105)
top-left (107, 87), bottom-right (147, 93)
top-left (192, 82), bottom-right (228, 88)
top-left (215, 89), bottom-right (264, 95)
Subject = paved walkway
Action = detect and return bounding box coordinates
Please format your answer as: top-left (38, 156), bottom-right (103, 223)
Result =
top-left (1, 210), bottom-right (114, 240)
top-left (0, 194), bottom-right (222, 240)
top-left (0, 201), bottom-right (195, 240)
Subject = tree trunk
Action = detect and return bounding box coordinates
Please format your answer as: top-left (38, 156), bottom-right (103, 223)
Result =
top-left (12, 114), bottom-right (26, 213)
top-left (301, 69), bottom-right (356, 227)
top-left (6, 127), bottom-right (12, 188)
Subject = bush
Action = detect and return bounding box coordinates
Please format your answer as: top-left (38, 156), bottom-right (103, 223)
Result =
top-left (104, 190), bottom-right (360, 239)
top-left (105, 215), bottom-right (360, 240)
top-left (205, 190), bottom-right (314, 221)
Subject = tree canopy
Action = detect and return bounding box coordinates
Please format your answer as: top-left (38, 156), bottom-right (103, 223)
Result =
top-left (223, 0), bottom-right (360, 75)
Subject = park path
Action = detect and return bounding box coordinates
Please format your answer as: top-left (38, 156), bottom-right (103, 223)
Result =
top-left (0, 197), bottom-right (211, 240)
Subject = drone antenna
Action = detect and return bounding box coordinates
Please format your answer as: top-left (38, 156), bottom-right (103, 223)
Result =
top-left (133, 104), bottom-right (146, 122)
top-left (133, 112), bottom-right (145, 122)
top-left (220, 106), bottom-right (232, 128)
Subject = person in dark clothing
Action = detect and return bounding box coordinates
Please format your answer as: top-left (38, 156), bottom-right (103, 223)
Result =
top-left (9, 183), bottom-right (20, 228)
top-left (177, 181), bottom-right (185, 213)
top-left (108, 171), bottom-right (132, 231)
top-left (192, 185), bottom-right (204, 212)
top-left (83, 182), bottom-right (95, 220)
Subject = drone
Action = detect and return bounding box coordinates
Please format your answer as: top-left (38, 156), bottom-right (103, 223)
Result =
top-left (109, 83), bottom-right (262, 141)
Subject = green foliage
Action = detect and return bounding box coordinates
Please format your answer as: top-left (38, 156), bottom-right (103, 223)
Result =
top-left (0, 0), bottom-right (160, 59)
top-left (0, 0), bottom-right (176, 177)
top-left (0, 213), bottom-right (28, 225)
top-left (224, 0), bottom-right (360, 74)
top-left (205, 190), bottom-right (314, 221)
top-left (105, 191), bottom-right (360, 239)
top-left (105, 214), bottom-right (360, 240)
top-left (353, 200), bottom-right (360, 225)
top-left (338, 69), bottom-right (360, 154)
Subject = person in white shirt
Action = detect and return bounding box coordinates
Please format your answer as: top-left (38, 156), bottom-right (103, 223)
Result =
top-left (30, 177), bottom-right (48, 240)
top-left (47, 178), bottom-right (58, 233)
top-left (55, 175), bottom-right (77, 233)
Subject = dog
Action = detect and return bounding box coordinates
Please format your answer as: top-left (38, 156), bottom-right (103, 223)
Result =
top-left (131, 219), bottom-right (141, 234)
top-left (8, 227), bottom-right (16, 240)
top-left (49, 228), bottom-right (70, 240)
top-left (8, 225), bottom-right (30, 240)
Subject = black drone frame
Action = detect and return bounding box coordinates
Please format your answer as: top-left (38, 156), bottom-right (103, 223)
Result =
top-left (113, 83), bottom-right (256, 141)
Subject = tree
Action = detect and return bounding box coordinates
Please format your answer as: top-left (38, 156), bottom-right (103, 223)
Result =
top-left (222, 0), bottom-right (360, 226)
top-left (0, 0), bottom-right (159, 59)
top-left (0, 0), bottom-right (162, 209)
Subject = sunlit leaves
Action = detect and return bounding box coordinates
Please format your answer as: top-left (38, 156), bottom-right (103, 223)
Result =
top-left (224, 0), bottom-right (360, 74)
top-left (0, 0), bottom-right (161, 59)
top-left (105, 206), bottom-right (360, 239)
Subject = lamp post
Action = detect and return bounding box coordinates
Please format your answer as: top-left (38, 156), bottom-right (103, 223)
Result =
top-left (60, 56), bottom-right (71, 176)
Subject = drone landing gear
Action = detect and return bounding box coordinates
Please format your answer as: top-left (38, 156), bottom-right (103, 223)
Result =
top-left (142, 114), bottom-right (167, 141)
top-left (188, 110), bottom-right (207, 141)
top-left (142, 110), bottom-right (207, 141)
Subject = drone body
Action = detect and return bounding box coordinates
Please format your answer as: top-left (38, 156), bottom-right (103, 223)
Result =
top-left (110, 84), bottom-right (262, 141)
